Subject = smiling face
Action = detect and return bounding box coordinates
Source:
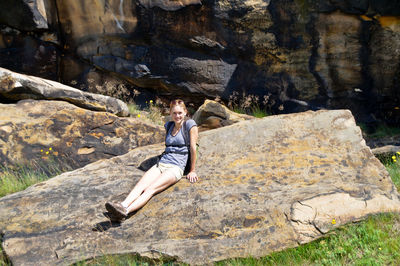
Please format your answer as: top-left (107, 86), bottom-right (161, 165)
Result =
top-left (170, 105), bottom-right (186, 124)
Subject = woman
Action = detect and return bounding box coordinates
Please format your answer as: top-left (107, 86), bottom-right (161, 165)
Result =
top-left (105, 99), bottom-right (199, 221)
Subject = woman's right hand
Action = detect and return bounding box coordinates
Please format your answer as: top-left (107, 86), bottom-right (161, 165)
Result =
top-left (187, 171), bottom-right (198, 183)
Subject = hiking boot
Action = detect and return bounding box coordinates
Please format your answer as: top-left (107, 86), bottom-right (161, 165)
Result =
top-left (105, 202), bottom-right (127, 221)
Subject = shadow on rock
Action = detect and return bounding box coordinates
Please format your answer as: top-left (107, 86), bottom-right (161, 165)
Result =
top-left (93, 211), bottom-right (140, 232)
top-left (92, 212), bottom-right (124, 232)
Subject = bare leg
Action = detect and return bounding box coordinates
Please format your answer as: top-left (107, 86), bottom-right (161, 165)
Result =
top-left (125, 170), bottom-right (177, 214)
top-left (121, 165), bottom-right (162, 209)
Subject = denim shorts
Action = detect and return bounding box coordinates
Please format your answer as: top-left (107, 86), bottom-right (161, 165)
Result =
top-left (152, 163), bottom-right (184, 181)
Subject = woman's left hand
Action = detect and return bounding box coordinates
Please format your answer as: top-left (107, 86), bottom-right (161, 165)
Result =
top-left (187, 171), bottom-right (198, 183)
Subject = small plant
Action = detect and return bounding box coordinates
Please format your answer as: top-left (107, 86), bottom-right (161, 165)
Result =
top-left (144, 98), bottom-right (166, 125)
top-left (227, 91), bottom-right (282, 118)
top-left (252, 105), bottom-right (269, 118)
top-left (387, 151), bottom-right (400, 190)
top-left (127, 103), bottom-right (141, 117)
top-left (146, 99), bottom-right (162, 122)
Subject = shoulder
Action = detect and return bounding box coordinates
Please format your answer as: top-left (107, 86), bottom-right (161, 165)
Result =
top-left (185, 119), bottom-right (197, 131)
top-left (164, 121), bottom-right (174, 130)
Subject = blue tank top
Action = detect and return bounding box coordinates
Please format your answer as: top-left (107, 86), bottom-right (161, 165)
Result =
top-left (159, 119), bottom-right (197, 170)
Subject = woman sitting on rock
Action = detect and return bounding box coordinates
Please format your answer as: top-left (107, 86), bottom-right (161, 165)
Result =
top-left (105, 99), bottom-right (199, 221)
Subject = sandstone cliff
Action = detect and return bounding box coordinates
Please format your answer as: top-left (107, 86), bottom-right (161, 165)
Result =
top-left (0, 1), bottom-right (400, 124)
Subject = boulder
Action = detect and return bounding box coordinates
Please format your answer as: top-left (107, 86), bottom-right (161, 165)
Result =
top-left (193, 99), bottom-right (255, 130)
top-left (371, 145), bottom-right (400, 157)
top-left (0, 67), bottom-right (129, 117)
top-left (1, 109), bottom-right (399, 265)
top-left (0, 100), bottom-right (163, 169)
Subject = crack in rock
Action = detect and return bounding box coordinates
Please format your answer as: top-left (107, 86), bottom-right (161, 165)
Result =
top-left (290, 192), bottom-right (400, 243)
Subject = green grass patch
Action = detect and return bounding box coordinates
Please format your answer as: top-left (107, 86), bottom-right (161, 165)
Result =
top-left (232, 107), bottom-right (245, 114)
top-left (231, 105), bottom-right (269, 118)
top-left (386, 161), bottom-right (400, 189)
top-left (74, 253), bottom-right (178, 266)
top-left (250, 106), bottom-right (270, 118)
top-left (0, 160), bottom-right (69, 197)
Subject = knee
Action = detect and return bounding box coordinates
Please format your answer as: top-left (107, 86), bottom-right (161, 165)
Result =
top-left (143, 187), bottom-right (156, 196)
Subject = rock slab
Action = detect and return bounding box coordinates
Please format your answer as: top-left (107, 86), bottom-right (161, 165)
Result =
top-left (0, 67), bottom-right (129, 117)
top-left (0, 110), bottom-right (399, 265)
top-left (0, 100), bottom-right (163, 169)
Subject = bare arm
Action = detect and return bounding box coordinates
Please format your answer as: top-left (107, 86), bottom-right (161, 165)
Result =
top-left (187, 125), bottom-right (198, 183)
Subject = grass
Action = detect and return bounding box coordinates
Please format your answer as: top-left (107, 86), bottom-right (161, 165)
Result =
top-left (250, 106), bottom-right (270, 118)
top-left (0, 159), bottom-right (70, 198)
top-left (232, 106), bottom-right (269, 118)
top-left (73, 253), bottom-right (178, 266)
top-left (387, 158), bottom-right (400, 188)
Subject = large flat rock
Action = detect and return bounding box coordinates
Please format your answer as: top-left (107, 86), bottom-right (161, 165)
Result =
top-left (0, 110), bottom-right (399, 265)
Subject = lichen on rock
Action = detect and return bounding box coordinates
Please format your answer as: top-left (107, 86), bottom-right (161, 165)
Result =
top-left (0, 109), bottom-right (398, 265)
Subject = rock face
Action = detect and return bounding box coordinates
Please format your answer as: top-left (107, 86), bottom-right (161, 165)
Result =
top-left (0, 0), bottom-right (51, 31)
top-left (1, 1), bottom-right (400, 123)
top-left (0, 110), bottom-right (399, 265)
top-left (0, 67), bottom-right (130, 117)
top-left (0, 100), bottom-right (163, 169)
